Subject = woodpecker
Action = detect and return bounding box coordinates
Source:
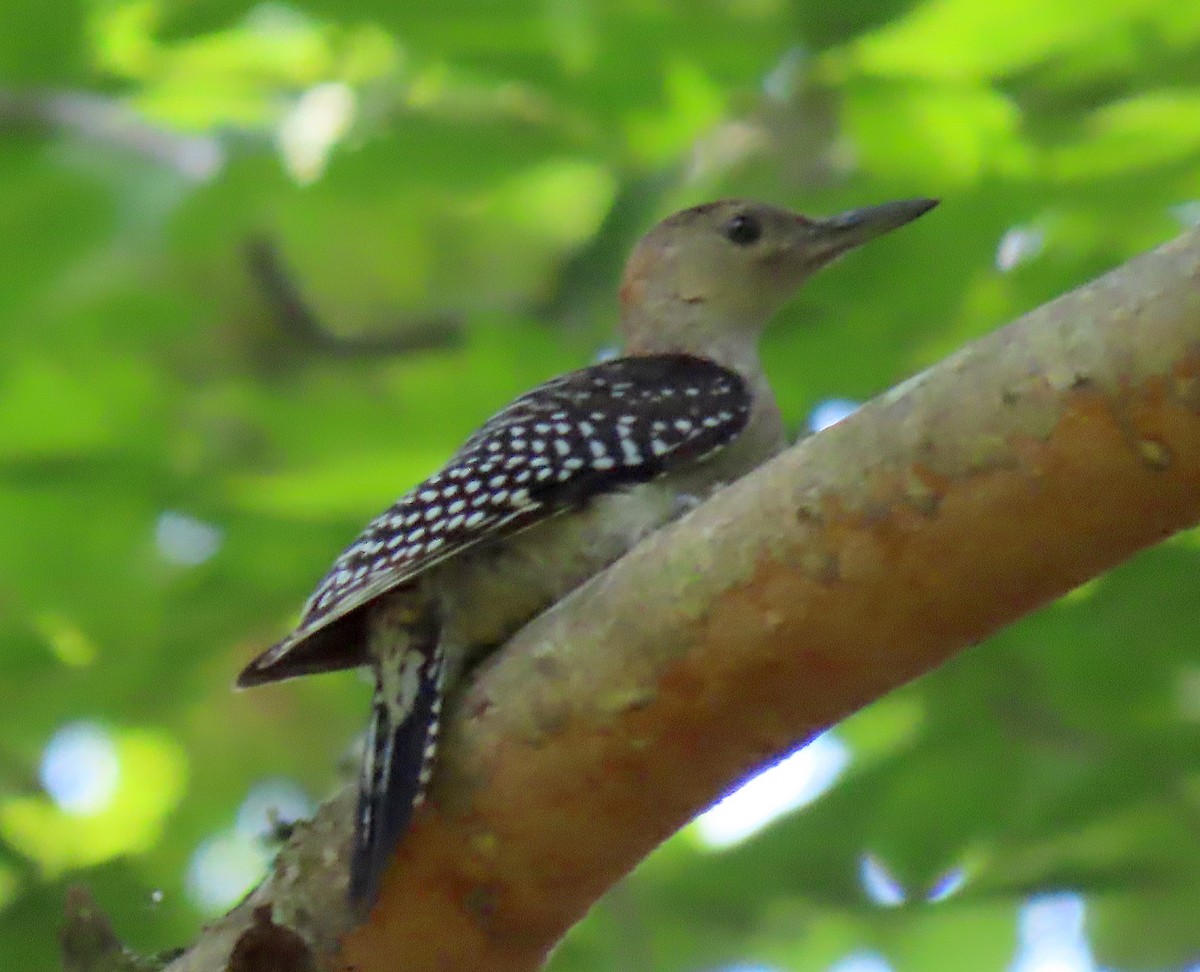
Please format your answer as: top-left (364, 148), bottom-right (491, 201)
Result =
top-left (237, 196), bottom-right (937, 905)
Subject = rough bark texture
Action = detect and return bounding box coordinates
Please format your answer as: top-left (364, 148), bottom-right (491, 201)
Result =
top-left (160, 227), bottom-right (1200, 972)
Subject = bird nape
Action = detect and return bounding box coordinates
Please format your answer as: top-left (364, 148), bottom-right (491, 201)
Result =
top-left (236, 196), bottom-right (938, 908)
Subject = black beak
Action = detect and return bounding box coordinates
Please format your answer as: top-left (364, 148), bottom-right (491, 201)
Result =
top-left (808, 197), bottom-right (938, 262)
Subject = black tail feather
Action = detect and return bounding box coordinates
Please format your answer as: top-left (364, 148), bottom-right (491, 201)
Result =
top-left (236, 614), bottom-right (370, 688)
top-left (349, 638), bottom-right (444, 907)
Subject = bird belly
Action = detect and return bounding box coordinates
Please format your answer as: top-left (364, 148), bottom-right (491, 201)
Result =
top-left (432, 480), bottom-right (684, 659)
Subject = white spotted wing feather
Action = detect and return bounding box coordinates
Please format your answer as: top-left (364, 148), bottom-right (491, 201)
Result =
top-left (237, 353), bottom-right (750, 687)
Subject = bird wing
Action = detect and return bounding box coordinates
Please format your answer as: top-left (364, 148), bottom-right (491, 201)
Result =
top-left (237, 353), bottom-right (751, 687)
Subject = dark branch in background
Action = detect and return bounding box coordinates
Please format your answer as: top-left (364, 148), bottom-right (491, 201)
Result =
top-left (0, 87), bottom-right (675, 353)
top-left (244, 236), bottom-right (463, 360)
top-left (0, 88), bottom-right (223, 181)
top-left (0, 88), bottom-right (461, 362)
top-left (533, 170), bottom-right (678, 331)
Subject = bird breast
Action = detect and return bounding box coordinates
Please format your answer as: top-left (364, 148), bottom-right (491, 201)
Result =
top-left (428, 383), bottom-right (784, 676)
top-left (431, 480), bottom-right (684, 659)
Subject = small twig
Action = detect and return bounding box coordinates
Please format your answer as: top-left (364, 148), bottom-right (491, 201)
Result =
top-left (60, 886), bottom-right (166, 972)
top-left (244, 235), bottom-right (462, 360)
top-left (0, 88), bottom-right (222, 181)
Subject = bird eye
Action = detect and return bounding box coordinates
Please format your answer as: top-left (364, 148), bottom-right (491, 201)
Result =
top-left (722, 213), bottom-right (762, 246)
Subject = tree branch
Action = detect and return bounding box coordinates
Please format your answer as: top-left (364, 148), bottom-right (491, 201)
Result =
top-left (244, 236), bottom-right (463, 359)
top-left (158, 226), bottom-right (1200, 971)
top-left (0, 89), bottom-right (223, 182)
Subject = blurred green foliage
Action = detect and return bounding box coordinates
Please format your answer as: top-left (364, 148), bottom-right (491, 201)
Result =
top-left (2, 1), bottom-right (1200, 970)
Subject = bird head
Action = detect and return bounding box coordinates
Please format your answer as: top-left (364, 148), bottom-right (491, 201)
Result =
top-left (619, 197), bottom-right (937, 357)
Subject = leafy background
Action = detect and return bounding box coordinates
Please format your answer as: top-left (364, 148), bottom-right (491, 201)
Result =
top-left (3, 1), bottom-right (1200, 970)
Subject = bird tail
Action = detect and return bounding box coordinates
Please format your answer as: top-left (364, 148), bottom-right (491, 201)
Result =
top-left (349, 629), bottom-right (445, 907)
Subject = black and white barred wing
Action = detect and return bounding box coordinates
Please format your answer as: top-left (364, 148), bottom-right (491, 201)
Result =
top-left (237, 353), bottom-right (750, 687)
